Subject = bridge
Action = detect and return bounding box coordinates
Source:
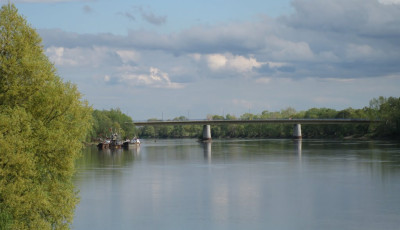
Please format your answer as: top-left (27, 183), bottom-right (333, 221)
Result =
top-left (133, 119), bottom-right (378, 140)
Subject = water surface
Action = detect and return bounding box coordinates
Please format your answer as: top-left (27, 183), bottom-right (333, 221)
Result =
top-left (73, 139), bottom-right (400, 230)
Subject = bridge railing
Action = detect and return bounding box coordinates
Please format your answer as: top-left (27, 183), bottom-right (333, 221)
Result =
top-left (131, 118), bottom-right (379, 126)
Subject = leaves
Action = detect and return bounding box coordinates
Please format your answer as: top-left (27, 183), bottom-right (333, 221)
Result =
top-left (0, 4), bottom-right (92, 229)
top-left (371, 96), bottom-right (400, 137)
top-left (91, 108), bottom-right (135, 139)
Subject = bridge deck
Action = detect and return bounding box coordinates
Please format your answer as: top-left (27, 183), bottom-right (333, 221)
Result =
top-left (133, 119), bottom-right (378, 126)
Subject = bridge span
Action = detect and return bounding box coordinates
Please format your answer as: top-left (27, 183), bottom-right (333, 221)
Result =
top-left (133, 119), bottom-right (378, 140)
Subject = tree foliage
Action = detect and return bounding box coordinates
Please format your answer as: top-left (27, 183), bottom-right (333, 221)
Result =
top-left (91, 108), bottom-right (136, 140)
top-left (0, 4), bottom-right (92, 229)
top-left (369, 96), bottom-right (400, 137)
top-left (137, 117), bottom-right (202, 139)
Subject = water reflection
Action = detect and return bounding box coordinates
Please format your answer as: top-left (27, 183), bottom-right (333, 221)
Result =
top-left (294, 139), bottom-right (302, 157)
top-left (75, 145), bottom-right (140, 172)
top-left (74, 139), bottom-right (400, 230)
top-left (128, 145), bottom-right (141, 157)
top-left (203, 141), bottom-right (212, 161)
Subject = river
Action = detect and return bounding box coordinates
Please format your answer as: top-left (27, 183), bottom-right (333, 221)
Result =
top-left (73, 139), bottom-right (400, 230)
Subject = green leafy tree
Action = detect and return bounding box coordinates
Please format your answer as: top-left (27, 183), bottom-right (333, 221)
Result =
top-left (141, 125), bottom-right (156, 137)
top-left (158, 125), bottom-right (173, 137)
top-left (0, 4), bottom-right (92, 229)
top-left (369, 97), bottom-right (400, 138)
top-left (92, 110), bottom-right (113, 138)
top-left (171, 116), bottom-right (188, 137)
top-left (90, 109), bottom-right (136, 139)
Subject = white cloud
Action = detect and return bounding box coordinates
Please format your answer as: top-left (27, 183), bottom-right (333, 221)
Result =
top-left (118, 67), bottom-right (183, 89)
top-left (206, 53), bottom-right (265, 73)
top-left (229, 55), bottom-right (264, 72)
top-left (207, 54), bottom-right (227, 70)
top-left (46, 46), bottom-right (63, 63)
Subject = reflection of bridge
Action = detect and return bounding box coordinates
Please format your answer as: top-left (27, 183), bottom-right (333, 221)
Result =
top-left (133, 119), bottom-right (379, 140)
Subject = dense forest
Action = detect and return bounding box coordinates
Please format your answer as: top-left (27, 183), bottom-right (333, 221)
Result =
top-left (90, 96), bottom-right (400, 140)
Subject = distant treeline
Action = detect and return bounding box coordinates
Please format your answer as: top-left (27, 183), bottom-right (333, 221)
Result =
top-left (90, 97), bottom-right (400, 140)
top-left (89, 108), bottom-right (136, 140)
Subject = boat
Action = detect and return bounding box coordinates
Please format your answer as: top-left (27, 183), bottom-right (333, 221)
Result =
top-left (109, 133), bottom-right (123, 149)
top-left (98, 131), bottom-right (123, 150)
top-left (123, 137), bottom-right (141, 149)
top-left (97, 139), bottom-right (111, 149)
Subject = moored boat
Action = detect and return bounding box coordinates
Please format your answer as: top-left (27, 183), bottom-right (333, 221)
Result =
top-left (98, 131), bottom-right (123, 150)
top-left (123, 137), bottom-right (141, 149)
top-left (109, 133), bottom-right (123, 149)
top-left (97, 139), bottom-right (111, 149)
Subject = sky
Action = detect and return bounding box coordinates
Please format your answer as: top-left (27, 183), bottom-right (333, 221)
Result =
top-left (3, 0), bottom-right (400, 120)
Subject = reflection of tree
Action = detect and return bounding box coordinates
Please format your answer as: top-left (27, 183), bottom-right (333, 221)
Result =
top-left (76, 146), bottom-right (138, 171)
top-left (298, 140), bottom-right (400, 176)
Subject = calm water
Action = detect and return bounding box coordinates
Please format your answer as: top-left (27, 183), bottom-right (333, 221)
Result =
top-left (73, 139), bottom-right (400, 230)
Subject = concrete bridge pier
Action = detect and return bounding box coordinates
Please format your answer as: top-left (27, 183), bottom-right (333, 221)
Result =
top-left (202, 125), bottom-right (212, 141)
top-left (293, 124), bottom-right (302, 139)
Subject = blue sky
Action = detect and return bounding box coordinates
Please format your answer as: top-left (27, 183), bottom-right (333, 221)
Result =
top-left (4, 0), bottom-right (400, 120)
top-left (15, 0), bottom-right (293, 34)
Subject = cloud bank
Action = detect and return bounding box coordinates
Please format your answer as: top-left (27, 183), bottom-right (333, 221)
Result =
top-left (33, 0), bottom-right (400, 118)
top-left (41, 0), bottom-right (400, 87)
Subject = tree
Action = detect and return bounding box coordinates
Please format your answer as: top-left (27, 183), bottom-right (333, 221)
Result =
top-left (92, 110), bottom-right (113, 138)
top-left (0, 4), bottom-right (92, 229)
top-left (171, 116), bottom-right (188, 137)
top-left (90, 109), bottom-right (136, 140)
top-left (369, 97), bottom-right (400, 138)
